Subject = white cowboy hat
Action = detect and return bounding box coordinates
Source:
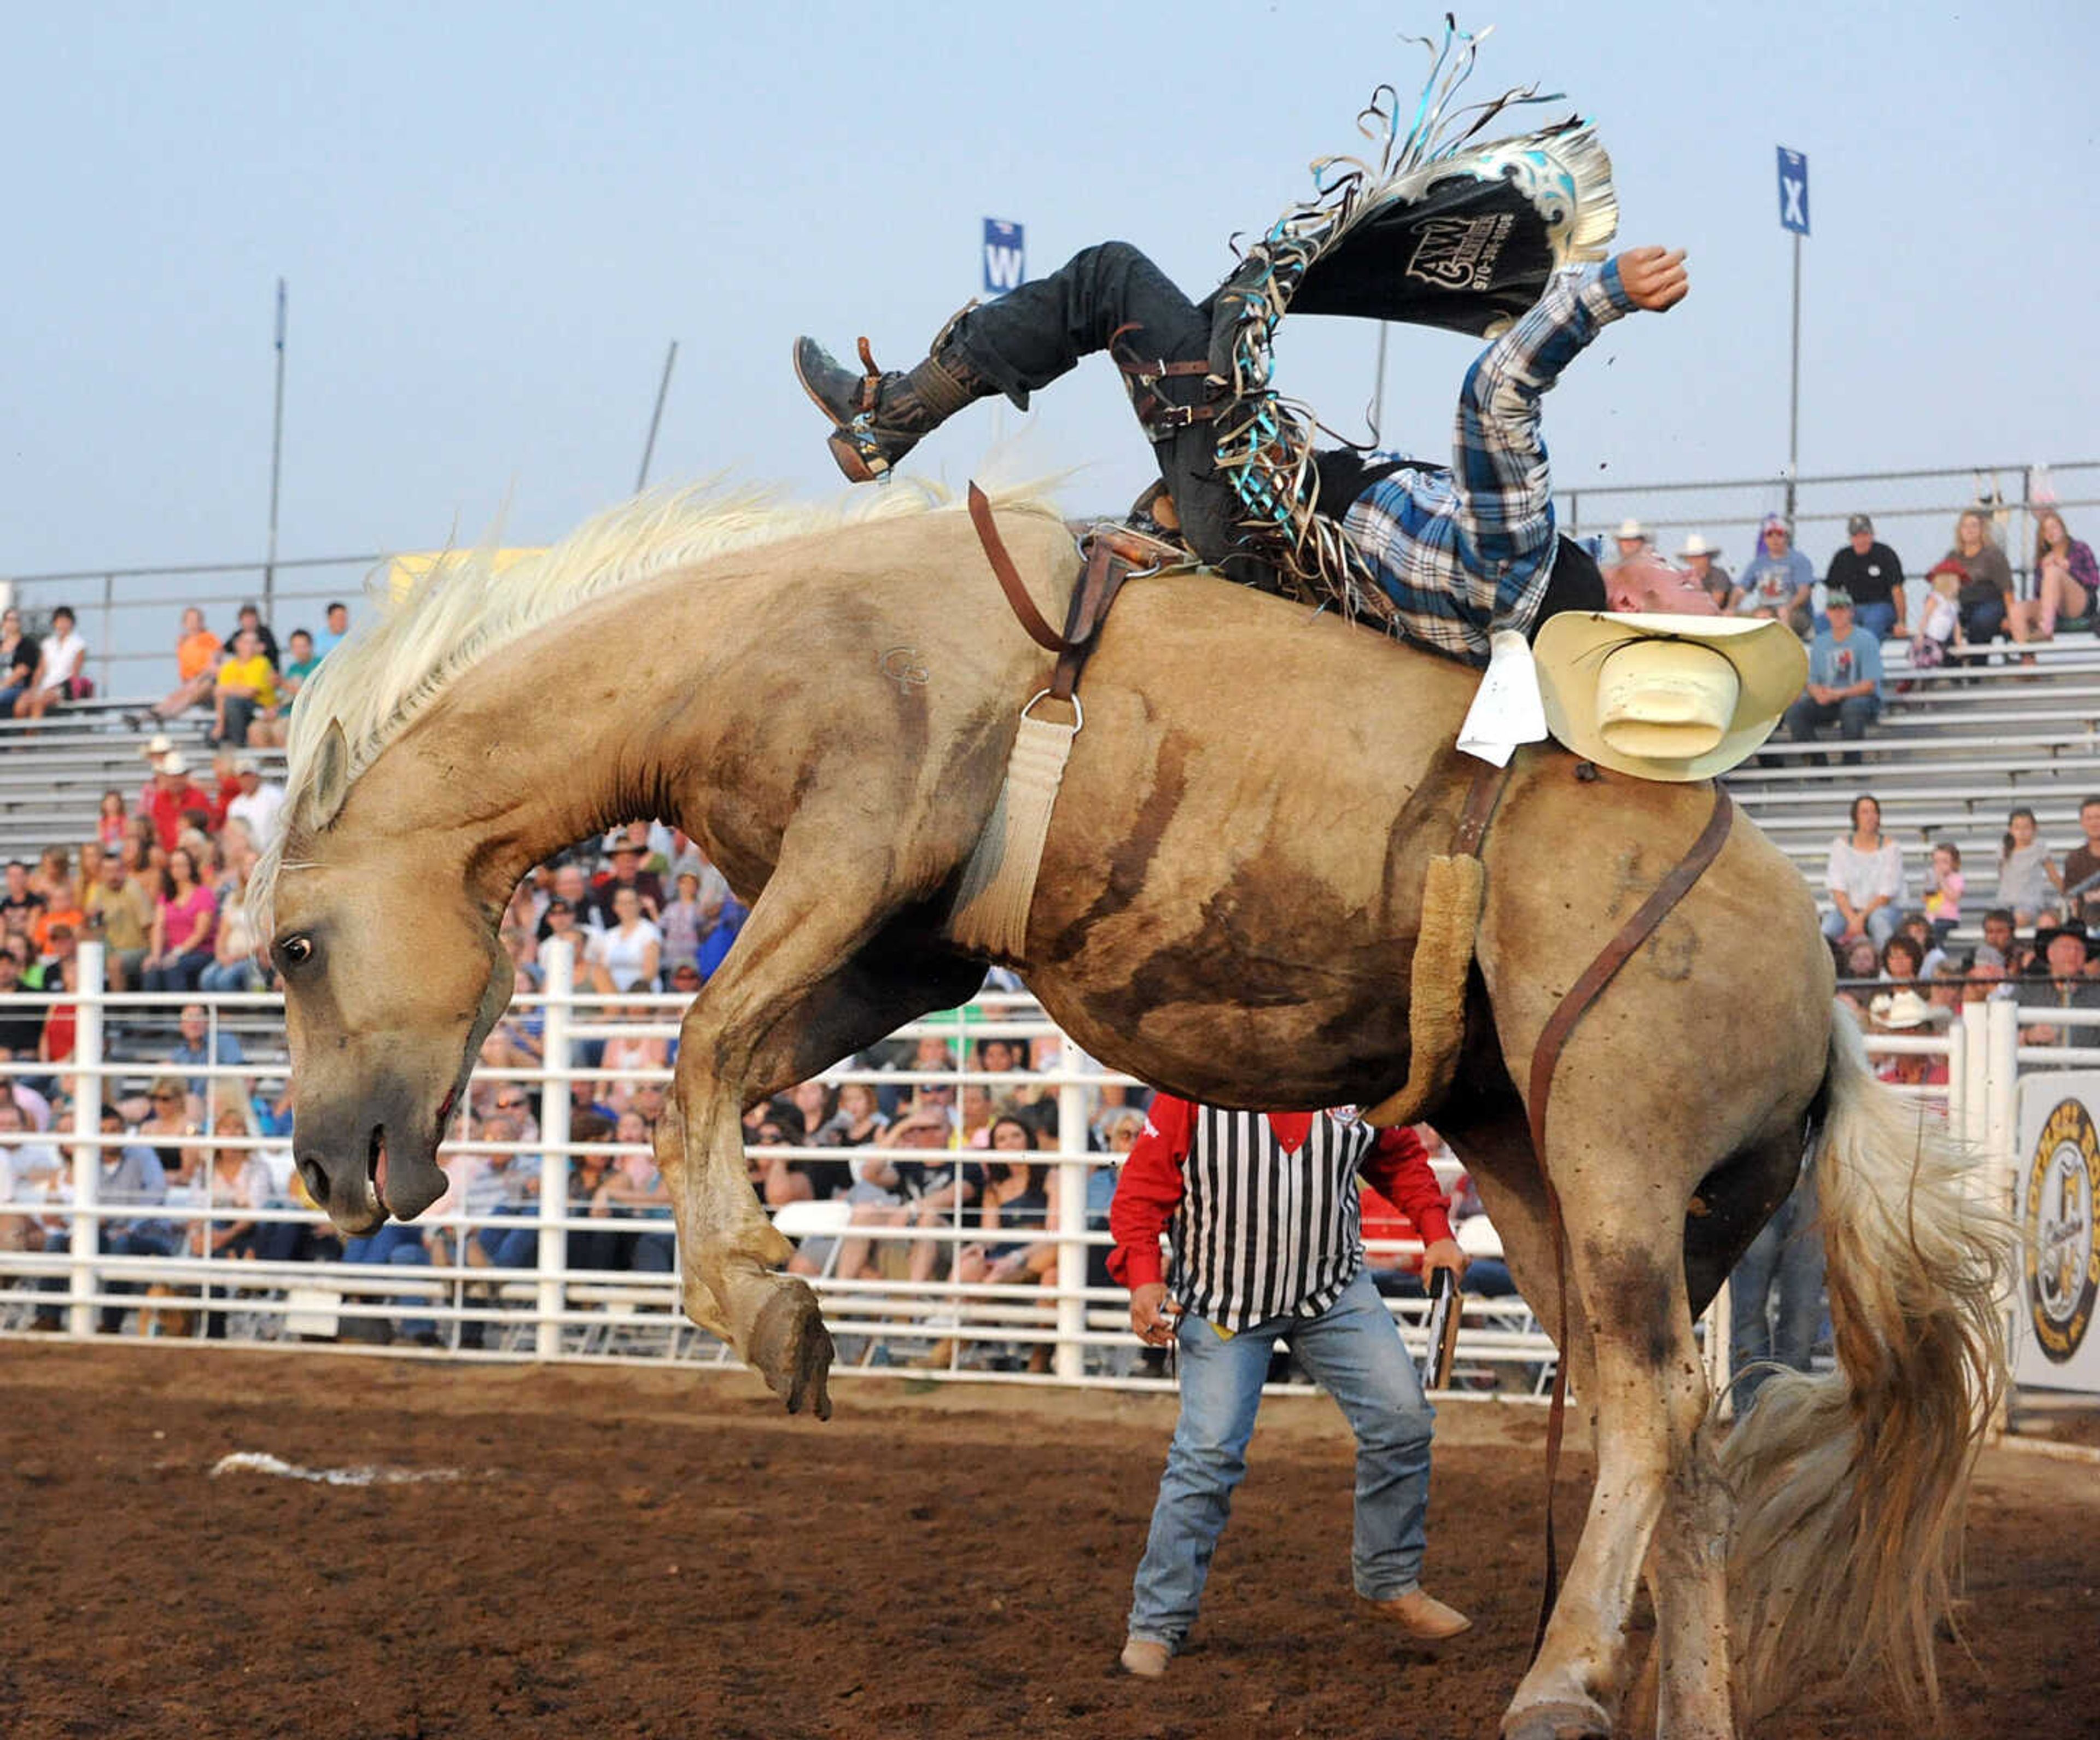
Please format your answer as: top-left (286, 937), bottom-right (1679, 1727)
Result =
top-left (1676, 533), bottom-right (1720, 560)
top-left (1615, 517), bottom-right (1645, 541)
top-left (159, 751), bottom-right (189, 776)
top-left (1531, 611), bottom-right (1808, 782)
top-left (1869, 988), bottom-right (1940, 1031)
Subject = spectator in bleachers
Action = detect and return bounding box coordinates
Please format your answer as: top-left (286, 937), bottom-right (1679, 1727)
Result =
top-left (788, 1079), bottom-right (836, 1147)
top-left (29, 850), bottom-right (84, 957)
top-left (278, 628), bottom-right (320, 700)
top-left (1981, 907), bottom-right (2018, 963)
top-left (14, 605), bottom-right (89, 719)
top-left (0, 951), bottom-right (44, 1066)
top-left (338, 1216), bottom-right (439, 1346)
top-left (199, 852), bottom-right (264, 995)
top-left (1946, 507), bottom-right (2019, 647)
top-left (1880, 933), bottom-right (1923, 984)
top-left (2060, 796), bottom-right (2100, 930)
top-left (1824, 513), bottom-right (1906, 641)
top-left (212, 627), bottom-right (278, 748)
top-left (1676, 533), bottom-right (1735, 610)
top-left (590, 836), bottom-right (663, 925)
top-left (224, 755), bottom-right (285, 852)
top-left (2032, 510), bottom-right (2098, 641)
top-left (588, 1111), bottom-right (676, 1273)
top-left (818, 1079), bottom-right (887, 1146)
top-left (585, 886), bottom-right (662, 994)
top-left (656, 869), bottom-right (712, 977)
top-left (2017, 926), bottom-right (2100, 1056)
top-left (536, 862), bottom-right (594, 938)
top-left (1868, 990), bottom-right (1949, 1088)
top-left (314, 600), bottom-right (350, 658)
top-left (0, 861), bottom-right (43, 953)
top-left (144, 752), bottom-right (213, 854)
top-left (1783, 589), bottom-right (1882, 763)
top-left (1822, 795), bottom-right (1904, 950)
top-left (164, 1010), bottom-right (243, 1117)
top-left (1994, 806), bottom-right (2061, 927)
top-left (144, 606), bottom-right (224, 722)
top-left (96, 791), bottom-right (128, 854)
top-left (142, 848), bottom-right (217, 992)
top-left (1898, 911), bottom-right (1948, 980)
top-left (228, 602), bottom-right (279, 670)
top-left (1911, 563), bottom-right (1962, 668)
top-left (0, 1094), bottom-right (63, 1256)
top-left (1734, 516), bottom-right (1814, 634)
top-left (0, 607), bottom-right (38, 714)
top-left (593, 1003), bottom-right (666, 1115)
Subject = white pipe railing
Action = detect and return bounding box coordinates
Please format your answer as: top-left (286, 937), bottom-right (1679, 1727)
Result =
top-left (0, 942), bottom-right (1996, 1398)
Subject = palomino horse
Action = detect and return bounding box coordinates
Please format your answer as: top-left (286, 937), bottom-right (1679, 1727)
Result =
top-left (256, 483), bottom-right (2001, 1740)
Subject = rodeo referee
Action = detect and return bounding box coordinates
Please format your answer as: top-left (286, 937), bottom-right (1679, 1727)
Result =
top-left (1109, 1096), bottom-right (1472, 1678)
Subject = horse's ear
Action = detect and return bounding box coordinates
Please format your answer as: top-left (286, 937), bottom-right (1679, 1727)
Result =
top-left (301, 720), bottom-right (353, 833)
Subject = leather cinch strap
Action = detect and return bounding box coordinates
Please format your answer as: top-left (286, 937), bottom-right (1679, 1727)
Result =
top-left (1522, 780), bottom-right (1735, 1659)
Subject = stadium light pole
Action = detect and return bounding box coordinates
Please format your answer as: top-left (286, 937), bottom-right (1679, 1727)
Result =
top-left (635, 340), bottom-right (679, 493)
top-left (264, 278), bottom-right (288, 621)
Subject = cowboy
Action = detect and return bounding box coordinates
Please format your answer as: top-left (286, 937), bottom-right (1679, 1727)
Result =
top-left (794, 96), bottom-right (1732, 647)
top-left (1611, 518), bottom-right (1650, 567)
top-left (798, 238), bottom-right (1696, 661)
top-left (1677, 533), bottom-right (1735, 610)
top-left (1109, 1094), bottom-right (1470, 1677)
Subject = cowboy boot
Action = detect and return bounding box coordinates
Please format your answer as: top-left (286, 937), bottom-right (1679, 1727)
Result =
top-left (792, 311), bottom-right (995, 483)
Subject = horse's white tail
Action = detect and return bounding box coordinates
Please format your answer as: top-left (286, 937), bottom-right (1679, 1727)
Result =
top-left (1722, 1004), bottom-right (2008, 1722)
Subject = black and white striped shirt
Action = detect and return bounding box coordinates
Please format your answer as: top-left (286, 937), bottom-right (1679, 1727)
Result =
top-left (1165, 1106), bottom-right (1374, 1332)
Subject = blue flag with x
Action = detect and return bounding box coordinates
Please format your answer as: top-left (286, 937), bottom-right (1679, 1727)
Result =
top-left (1776, 147), bottom-right (1810, 236)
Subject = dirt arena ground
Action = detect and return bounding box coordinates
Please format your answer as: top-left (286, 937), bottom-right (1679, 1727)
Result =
top-left (3, 1344), bottom-right (2095, 1740)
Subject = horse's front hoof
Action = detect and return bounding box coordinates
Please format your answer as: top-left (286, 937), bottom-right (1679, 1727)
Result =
top-left (748, 1278), bottom-right (834, 1420)
top-left (1501, 1698), bottom-right (1612, 1740)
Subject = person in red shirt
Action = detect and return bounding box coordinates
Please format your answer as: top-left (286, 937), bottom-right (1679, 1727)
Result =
top-left (1108, 1094), bottom-right (1470, 1677)
top-left (143, 754), bottom-right (215, 854)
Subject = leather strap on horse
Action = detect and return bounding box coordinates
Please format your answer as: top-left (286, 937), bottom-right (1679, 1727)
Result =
top-left (1523, 780), bottom-right (1735, 1659)
top-left (951, 484), bottom-right (1181, 959)
top-left (1111, 323), bottom-right (1221, 438)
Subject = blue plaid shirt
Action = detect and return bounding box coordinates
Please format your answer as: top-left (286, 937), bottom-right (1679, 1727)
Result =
top-left (1341, 261), bottom-right (1634, 666)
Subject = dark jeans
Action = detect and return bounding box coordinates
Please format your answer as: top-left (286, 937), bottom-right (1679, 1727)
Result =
top-left (1728, 1167), bottom-right (1824, 1411)
top-left (1959, 595), bottom-right (2007, 645)
top-left (1783, 692), bottom-right (1880, 763)
top-left (218, 694), bottom-right (258, 748)
top-left (955, 243), bottom-right (1265, 588)
top-left (143, 950), bottom-right (213, 992)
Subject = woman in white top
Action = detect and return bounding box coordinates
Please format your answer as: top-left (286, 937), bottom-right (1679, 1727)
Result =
top-left (587, 884), bottom-right (662, 994)
top-left (13, 605), bottom-right (86, 721)
top-left (1823, 793), bottom-right (1905, 949)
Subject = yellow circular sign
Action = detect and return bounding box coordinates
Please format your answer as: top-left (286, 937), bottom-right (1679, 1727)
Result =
top-left (2025, 1097), bottom-right (2100, 1364)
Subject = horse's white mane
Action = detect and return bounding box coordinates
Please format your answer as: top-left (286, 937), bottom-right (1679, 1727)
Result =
top-left (249, 473), bottom-right (1064, 936)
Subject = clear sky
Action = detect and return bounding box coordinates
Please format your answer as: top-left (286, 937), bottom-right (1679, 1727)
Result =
top-left (5, 0), bottom-right (2095, 586)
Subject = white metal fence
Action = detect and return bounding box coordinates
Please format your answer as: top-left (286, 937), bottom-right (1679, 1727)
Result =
top-left (0, 943), bottom-right (2023, 1404)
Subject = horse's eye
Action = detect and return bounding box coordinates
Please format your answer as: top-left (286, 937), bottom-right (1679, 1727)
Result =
top-left (280, 935), bottom-right (313, 967)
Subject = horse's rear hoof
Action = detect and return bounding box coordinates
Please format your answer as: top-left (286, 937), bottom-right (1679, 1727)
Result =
top-left (749, 1278), bottom-right (835, 1421)
top-left (1501, 1698), bottom-right (1612, 1740)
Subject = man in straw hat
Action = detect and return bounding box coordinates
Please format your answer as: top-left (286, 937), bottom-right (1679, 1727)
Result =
top-left (2019, 924), bottom-right (2100, 1058)
top-left (1676, 533), bottom-right (1735, 610)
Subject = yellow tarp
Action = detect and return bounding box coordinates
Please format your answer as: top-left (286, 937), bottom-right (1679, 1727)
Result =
top-left (383, 547), bottom-right (542, 599)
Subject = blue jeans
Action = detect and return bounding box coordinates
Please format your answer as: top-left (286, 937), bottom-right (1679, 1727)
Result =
top-left (1128, 1269), bottom-right (1435, 1647)
top-left (1821, 905), bottom-right (1897, 949)
top-left (1728, 1167), bottom-right (1824, 1410)
top-left (1851, 599), bottom-right (1897, 643)
top-left (341, 1222), bottom-right (436, 1340)
top-left (1783, 692), bottom-right (1880, 763)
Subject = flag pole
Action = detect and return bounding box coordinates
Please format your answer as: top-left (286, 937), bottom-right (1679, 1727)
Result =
top-left (1786, 231), bottom-right (1801, 528)
top-left (635, 340), bottom-right (679, 493)
top-left (265, 278), bottom-right (288, 619)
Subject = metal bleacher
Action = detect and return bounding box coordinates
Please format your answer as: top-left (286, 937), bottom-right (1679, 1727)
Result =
top-left (1723, 633), bottom-right (2100, 927)
top-left (0, 700), bottom-right (287, 864)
